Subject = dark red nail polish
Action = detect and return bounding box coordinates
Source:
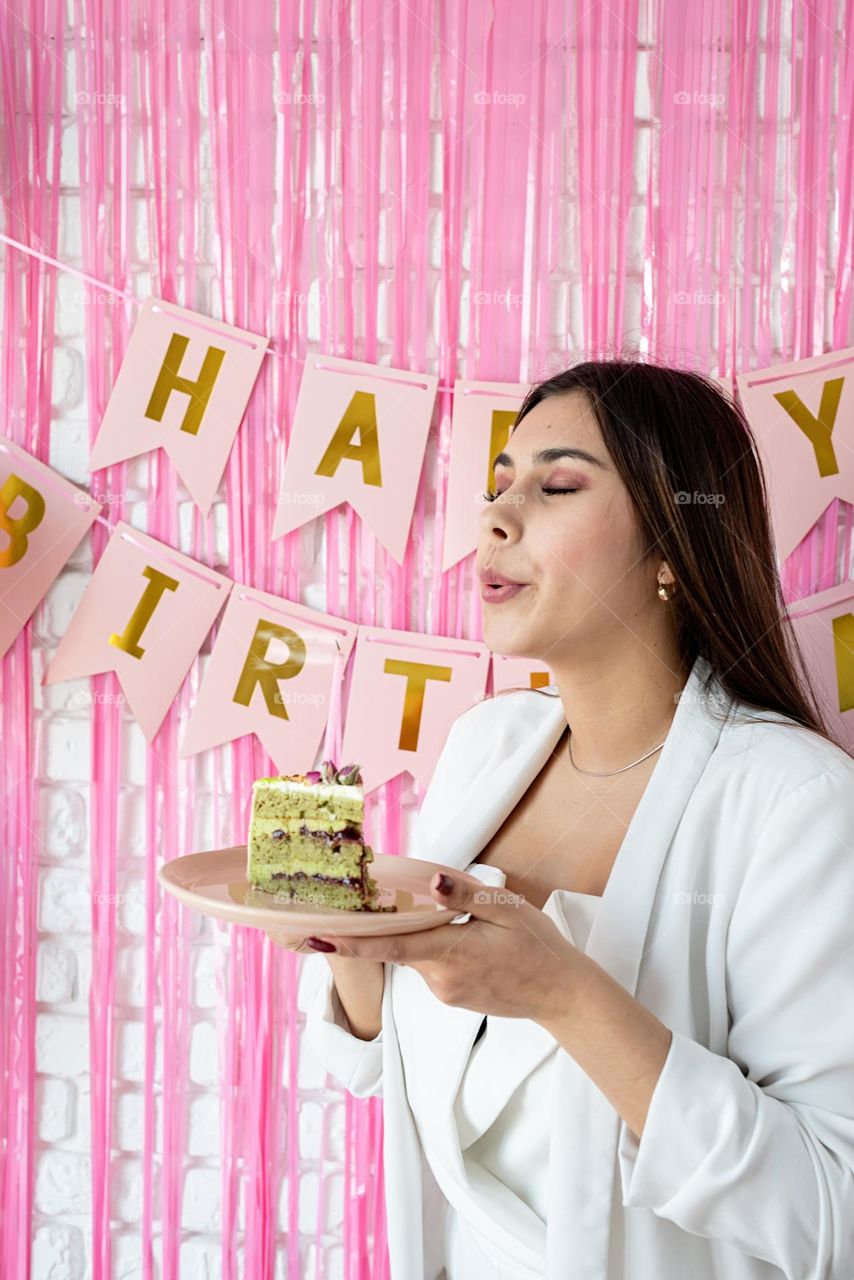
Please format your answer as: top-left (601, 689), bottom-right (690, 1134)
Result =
top-left (435, 873), bottom-right (453, 895)
top-left (307, 937), bottom-right (336, 952)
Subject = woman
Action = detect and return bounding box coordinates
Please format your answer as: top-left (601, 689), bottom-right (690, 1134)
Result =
top-left (273, 360), bottom-right (854, 1279)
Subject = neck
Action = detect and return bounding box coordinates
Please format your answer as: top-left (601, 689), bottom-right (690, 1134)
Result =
top-left (550, 646), bottom-right (691, 776)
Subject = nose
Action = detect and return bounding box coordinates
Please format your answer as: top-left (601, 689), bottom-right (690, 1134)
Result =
top-left (479, 489), bottom-right (523, 541)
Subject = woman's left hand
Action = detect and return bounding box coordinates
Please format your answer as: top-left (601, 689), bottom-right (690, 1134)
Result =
top-left (303, 870), bottom-right (586, 1024)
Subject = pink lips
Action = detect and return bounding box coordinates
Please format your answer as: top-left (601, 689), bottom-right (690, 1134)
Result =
top-left (480, 582), bottom-right (528, 603)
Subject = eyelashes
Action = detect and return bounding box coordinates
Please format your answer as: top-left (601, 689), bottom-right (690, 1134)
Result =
top-left (482, 487), bottom-right (579, 502)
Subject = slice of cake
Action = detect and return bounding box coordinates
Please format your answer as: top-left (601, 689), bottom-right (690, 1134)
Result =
top-left (246, 759), bottom-right (394, 911)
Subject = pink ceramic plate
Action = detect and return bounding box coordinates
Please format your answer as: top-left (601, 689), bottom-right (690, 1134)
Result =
top-left (157, 846), bottom-right (471, 936)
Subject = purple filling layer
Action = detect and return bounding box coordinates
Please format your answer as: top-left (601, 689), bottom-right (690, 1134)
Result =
top-left (299, 824), bottom-right (363, 842)
top-left (269, 825), bottom-right (363, 841)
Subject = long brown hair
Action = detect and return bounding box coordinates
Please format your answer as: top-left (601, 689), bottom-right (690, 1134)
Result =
top-left (481, 357), bottom-right (849, 757)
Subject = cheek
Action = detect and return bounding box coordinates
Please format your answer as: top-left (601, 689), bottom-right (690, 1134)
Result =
top-left (544, 495), bottom-right (641, 595)
top-left (599, 501), bottom-right (644, 566)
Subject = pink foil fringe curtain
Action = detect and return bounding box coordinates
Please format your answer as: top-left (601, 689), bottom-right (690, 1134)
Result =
top-left (1, 1), bottom-right (854, 1278)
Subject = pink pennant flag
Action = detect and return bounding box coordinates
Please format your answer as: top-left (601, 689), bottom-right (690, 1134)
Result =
top-left (0, 434), bottom-right (102, 660)
top-left (787, 580), bottom-right (854, 753)
top-left (441, 378), bottom-right (529, 572)
top-left (271, 354), bottom-right (439, 563)
top-left (43, 520), bottom-right (232, 741)
top-left (491, 653), bottom-right (556, 693)
top-left (180, 586), bottom-right (359, 768)
top-left (88, 297), bottom-right (269, 515)
top-left (340, 625), bottom-right (491, 794)
top-left (736, 346), bottom-right (854, 564)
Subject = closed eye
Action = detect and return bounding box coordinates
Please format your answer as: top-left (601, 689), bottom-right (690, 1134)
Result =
top-left (482, 486), bottom-right (579, 502)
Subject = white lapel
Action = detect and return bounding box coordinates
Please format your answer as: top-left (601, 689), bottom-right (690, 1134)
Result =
top-left (397, 685), bottom-right (570, 1189)
top-left (393, 869), bottom-right (571, 1190)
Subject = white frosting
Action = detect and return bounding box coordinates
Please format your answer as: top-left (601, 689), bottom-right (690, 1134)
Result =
top-left (251, 777), bottom-right (362, 800)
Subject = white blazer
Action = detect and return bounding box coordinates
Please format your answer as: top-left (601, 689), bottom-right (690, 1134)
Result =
top-left (301, 654), bottom-right (854, 1279)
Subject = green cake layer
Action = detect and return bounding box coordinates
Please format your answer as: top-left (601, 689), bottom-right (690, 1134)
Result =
top-left (250, 779), bottom-right (363, 825)
top-left (246, 767), bottom-right (388, 910)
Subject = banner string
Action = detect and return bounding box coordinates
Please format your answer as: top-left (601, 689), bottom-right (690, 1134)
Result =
top-left (0, 230), bottom-right (494, 397)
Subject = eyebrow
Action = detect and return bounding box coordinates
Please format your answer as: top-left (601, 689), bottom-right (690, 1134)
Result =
top-left (491, 445), bottom-right (607, 471)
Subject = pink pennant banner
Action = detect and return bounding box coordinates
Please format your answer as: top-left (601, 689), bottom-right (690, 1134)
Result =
top-left (43, 520), bottom-right (232, 740)
top-left (0, 434), bottom-right (102, 660)
top-left (88, 296), bottom-right (270, 515)
top-left (736, 346), bottom-right (854, 564)
top-left (340, 625), bottom-right (491, 794)
top-left (787, 579), bottom-right (854, 753)
top-left (180, 585), bottom-right (359, 768)
top-left (271, 354), bottom-right (439, 563)
top-left (441, 378), bottom-right (529, 572)
top-left (491, 653), bottom-right (556, 693)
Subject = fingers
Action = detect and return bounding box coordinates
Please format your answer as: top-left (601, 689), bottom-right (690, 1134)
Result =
top-left (264, 930), bottom-right (313, 953)
top-left (308, 928), bottom-right (442, 964)
top-left (428, 870), bottom-right (521, 924)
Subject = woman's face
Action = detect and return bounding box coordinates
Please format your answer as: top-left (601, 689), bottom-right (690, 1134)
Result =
top-left (477, 390), bottom-right (661, 663)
